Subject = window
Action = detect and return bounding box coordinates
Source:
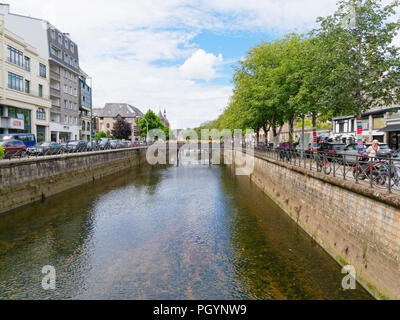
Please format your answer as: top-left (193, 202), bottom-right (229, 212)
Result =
top-left (64, 100), bottom-right (68, 108)
top-left (71, 43), bottom-right (74, 53)
top-left (65, 38), bottom-right (69, 48)
top-left (58, 33), bottom-right (62, 44)
top-left (8, 46), bottom-right (23, 67)
top-left (8, 72), bottom-right (23, 91)
top-left (25, 80), bottom-right (30, 94)
top-left (24, 57), bottom-right (30, 71)
top-left (373, 117), bottom-right (385, 130)
top-left (36, 108), bottom-right (46, 121)
top-left (339, 122), bottom-right (345, 133)
top-left (51, 29), bottom-right (55, 40)
top-left (362, 119), bottom-right (369, 131)
top-left (39, 64), bottom-right (47, 78)
top-left (38, 84), bottom-right (43, 97)
top-left (64, 85), bottom-right (68, 93)
top-left (50, 46), bottom-right (60, 58)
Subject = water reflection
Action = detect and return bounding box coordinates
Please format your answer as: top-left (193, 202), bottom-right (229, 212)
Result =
top-left (0, 165), bottom-right (372, 300)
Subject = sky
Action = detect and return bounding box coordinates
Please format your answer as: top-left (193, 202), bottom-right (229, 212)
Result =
top-left (3, 0), bottom-right (361, 128)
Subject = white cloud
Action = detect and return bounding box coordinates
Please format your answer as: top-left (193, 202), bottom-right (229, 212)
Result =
top-left (180, 49), bottom-right (223, 81)
top-left (3, 0), bottom-right (349, 128)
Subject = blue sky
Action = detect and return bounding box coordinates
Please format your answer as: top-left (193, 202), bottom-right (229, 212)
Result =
top-left (6, 0), bottom-right (348, 128)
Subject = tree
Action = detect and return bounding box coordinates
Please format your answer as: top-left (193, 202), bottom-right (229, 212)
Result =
top-left (314, 0), bottom-right (400, 118)
top-left (138, 110), bottom-right (169, 139)
top-left (112, 117), bottom-right (132, 140)
top-left (95, 131), bottom-right (107, 141)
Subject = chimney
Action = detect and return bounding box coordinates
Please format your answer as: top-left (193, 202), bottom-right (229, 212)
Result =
top-left (0, 3), bottom-right (10, 14)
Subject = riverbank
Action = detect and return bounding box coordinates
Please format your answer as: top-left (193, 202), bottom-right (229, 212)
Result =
top-left (0, 147), bottom-right (148, 215)
top-left (228, 150), bottom-right (400, 300)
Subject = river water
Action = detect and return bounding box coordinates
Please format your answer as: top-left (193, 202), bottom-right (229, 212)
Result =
top-left (0, 164), bottom-right (372, 300)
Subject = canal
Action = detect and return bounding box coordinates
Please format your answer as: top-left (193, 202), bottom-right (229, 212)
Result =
top-left (0, 164), bottom-right (372, 300)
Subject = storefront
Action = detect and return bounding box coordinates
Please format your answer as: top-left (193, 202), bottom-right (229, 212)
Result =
top-left (36, 126), bottom-right (46, 143)
top-left (380, 124), bottom-right (400, 151)
top-left (59, 132), bottom-right (71, 143)
top-left (0, 105), bottom-right (32, 135)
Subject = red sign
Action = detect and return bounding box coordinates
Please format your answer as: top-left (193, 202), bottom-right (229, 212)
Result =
top-left (9, 118), bottom-right (25, 130)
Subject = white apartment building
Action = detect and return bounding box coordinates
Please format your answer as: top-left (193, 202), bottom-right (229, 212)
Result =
top-left (0, 14), bottom-right (51, 142)
top-left (0, 4), bottom-right (81, 143)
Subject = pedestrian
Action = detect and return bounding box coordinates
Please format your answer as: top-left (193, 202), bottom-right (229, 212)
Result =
top-left (366, 140), bottom-right (380, 159)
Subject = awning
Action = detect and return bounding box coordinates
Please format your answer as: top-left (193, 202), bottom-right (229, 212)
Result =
top-left (379, 124), bottom-right (400, 132)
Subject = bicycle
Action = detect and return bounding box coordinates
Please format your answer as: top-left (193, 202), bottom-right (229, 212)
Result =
top-left (316, 153), bottom-right (332, 175)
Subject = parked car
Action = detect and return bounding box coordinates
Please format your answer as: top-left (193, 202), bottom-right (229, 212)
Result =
top-left (0, 140), bottom-right (27, 158)
top-left (27, 142), bottom-right (62, 156)
top-left (110, 140), bottom-right (123, 149)
top-left (120, 141), bottom-right (134, 148)
top-left (339, 143), bottom-right (360, 164)
top-left (64, 140), bottom-right (88, 153)
top-left (318, 142), bottom-right (347, 158)
top-left (87, 141), bottom-right (100, 151)
top-left (98, 138), bottom-right (111, 150)
top-left (0, 134), bottom-right (36, 147)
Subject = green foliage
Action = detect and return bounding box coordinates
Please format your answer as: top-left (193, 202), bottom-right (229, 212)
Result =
top-left (112, 118), bottom-right (132, 140)
top-left (317, 123), bottom-right (333, 129)
top-left (0, 146), bottom-right (4, 159)
top-left (138, 110), bottom-right (170, 140)
top-left (95, 131), bottom-right (107, 141)
top-left (107, 135), bottom-right (114, 139)
top-left (314, 0), bottom-right (400, 117)
top-left (296, 120), bottom-right (313, 128)
top-left (212, 0), bottom-right (400, 143)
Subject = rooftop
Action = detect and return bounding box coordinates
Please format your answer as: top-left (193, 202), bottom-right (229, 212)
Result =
top-left (93, 103), bottom-right (144, 118)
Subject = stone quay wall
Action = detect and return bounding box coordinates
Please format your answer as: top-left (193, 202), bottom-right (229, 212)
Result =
top-left (0, 148), bottom-right (147, 215)
top-left (229, 150), bottom-right (400, 300)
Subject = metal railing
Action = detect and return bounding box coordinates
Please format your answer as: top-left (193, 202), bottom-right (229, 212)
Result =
top-left (0, 143), bottom-right (150, 163)
top-left (253, 146), bottom-right (400, 194)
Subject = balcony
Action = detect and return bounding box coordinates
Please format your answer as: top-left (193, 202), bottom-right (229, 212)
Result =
top-left (50, 70), bottom-right (60, 81)
top-left (50, 87), bottom-right (61, 98)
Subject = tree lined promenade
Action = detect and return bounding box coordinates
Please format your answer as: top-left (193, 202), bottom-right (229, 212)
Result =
top-left (207, 0), bottom-right (400, 146)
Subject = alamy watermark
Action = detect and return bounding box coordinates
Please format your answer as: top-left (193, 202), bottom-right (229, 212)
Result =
top-left (342, 265), bottom-right (357, 290)
top-left (42, 265), bottom-right (56, 290)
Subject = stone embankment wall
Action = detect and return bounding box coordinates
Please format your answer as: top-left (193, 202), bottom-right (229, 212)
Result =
top-left (230, 150), bottom-right (400, 300)
top-left (0, 148), bottom-right (147, 215)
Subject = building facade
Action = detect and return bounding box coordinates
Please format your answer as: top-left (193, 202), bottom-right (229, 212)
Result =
top-left (79, 69), bottom-right (92, 142)
top-left (93, 103), bottom-right (143, 140)
top-left (0, 14), bottom-right (51, 142)
top-left (0, 4), bottom-right (81, 143)
top-left (158, 110), bottom-right (170, 128)
top-left (332, 107), bottom-right (394, 144)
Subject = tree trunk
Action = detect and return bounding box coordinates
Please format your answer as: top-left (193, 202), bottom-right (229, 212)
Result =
top-left (312, 113), bottom-right (317, 128)
top-left (289, 117), bottom-right (294, 145)
top-left (263, 125), bottom-right (270, 144)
